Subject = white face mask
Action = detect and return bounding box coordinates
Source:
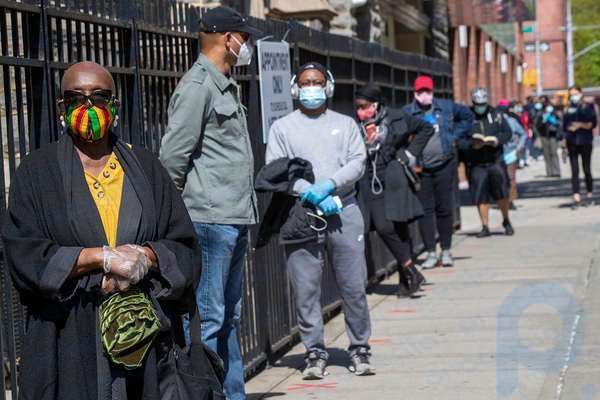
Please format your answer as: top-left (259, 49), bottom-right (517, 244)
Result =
top-left (570, 94), bottom-right (582, 105)
top-left (229, 35), bottom-right (252, 67)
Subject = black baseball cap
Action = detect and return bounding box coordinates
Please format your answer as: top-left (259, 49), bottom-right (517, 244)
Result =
top-left (199, 7), bottom-right (262, 37)
top-left (296, 62), bottom-right (329, 80)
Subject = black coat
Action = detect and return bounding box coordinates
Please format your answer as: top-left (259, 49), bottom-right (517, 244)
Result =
top-left (254, 157), bottom-right (321, 247)
top-left (358, 107), bottom-right (435, 225)
top-left (1, 135), bottom-right (223, 400)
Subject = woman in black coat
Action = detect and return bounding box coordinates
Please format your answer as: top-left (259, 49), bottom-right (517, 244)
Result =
top-left (355, 84), bottom-right (435, 297)
top-left (1, 62), bottom-right (223, 399)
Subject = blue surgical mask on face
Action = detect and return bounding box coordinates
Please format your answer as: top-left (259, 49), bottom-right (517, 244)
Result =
top-left (474, 105), bottom-right (487, 115)
top-left (299, 86), bottom-right (327, 110)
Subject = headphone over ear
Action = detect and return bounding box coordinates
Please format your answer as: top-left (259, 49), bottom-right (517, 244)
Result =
top-left (290, 68), bottom-right (335, 100)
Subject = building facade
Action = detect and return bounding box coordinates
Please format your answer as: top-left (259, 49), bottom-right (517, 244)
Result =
top-left (522, 0), bottom-right (568, 95)
top-left (187, 0), bottom-right (450, 58)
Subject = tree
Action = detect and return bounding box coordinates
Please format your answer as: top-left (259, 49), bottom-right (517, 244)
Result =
top-left (573, 0), bottom-right (600, 87)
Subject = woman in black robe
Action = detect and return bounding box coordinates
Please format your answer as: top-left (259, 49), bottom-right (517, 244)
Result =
top-left (1, 62), bottom-right (223, 399)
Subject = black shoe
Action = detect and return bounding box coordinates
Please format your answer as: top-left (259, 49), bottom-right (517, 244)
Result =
top-left (411, 264), bottom-right (426, 287)
top-left (476, 226), bottom-right (491, 238)
top-left (302, 352), bottom-right (328, 380)
top-left (397, 262), bottom-right (420, 298)
top-left (349, 348), bottom-right (375, 376)
top-left (584, 198), bottom-right (595, 207)
top-left (571, 201), bottom-right (581, 211)
top-left (503, 220), bottom-right (514, 236)
top-left (509, 202), bottom-right (517, 211)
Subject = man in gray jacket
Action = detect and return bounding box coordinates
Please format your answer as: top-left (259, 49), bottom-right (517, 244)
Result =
top-left (159, 7), bottom-right (260, 400)
top-left (266, 62), bottom-right (372, 379)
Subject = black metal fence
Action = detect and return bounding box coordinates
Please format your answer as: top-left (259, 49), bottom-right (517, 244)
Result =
top-left (0, 0), bottom-right (453, 396)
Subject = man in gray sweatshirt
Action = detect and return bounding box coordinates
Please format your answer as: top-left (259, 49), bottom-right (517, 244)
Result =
top-left (266, 62), bottom-right (372, 379)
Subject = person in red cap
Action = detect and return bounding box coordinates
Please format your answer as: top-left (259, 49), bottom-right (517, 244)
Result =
top-left (402, 75), bottom-right (474, 268)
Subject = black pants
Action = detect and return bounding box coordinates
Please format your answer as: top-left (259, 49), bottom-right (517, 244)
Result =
top-left (417, 158), bottom-right (456, 252)
top-left (369, 196), bottom-right (413, 265)
top-left (567, 143), bottom-right (593, 195)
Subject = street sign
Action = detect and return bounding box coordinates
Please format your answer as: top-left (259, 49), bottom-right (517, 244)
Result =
top-left (257, 40), bottom-right (293, 144)
top-left (522, 25), bottom-right (535, 33)
top-left (524, 42), bottom-right (551, 53)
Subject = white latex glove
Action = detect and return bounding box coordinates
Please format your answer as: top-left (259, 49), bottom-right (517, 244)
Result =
top-left (103, 244), bottom-right (150, 285)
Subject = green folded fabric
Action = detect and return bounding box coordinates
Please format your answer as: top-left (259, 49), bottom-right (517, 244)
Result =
top-left (99, 289), bottom-right (161, 370)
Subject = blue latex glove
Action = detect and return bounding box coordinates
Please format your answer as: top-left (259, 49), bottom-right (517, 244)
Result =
top-left (301, 180), bottom-right (335, 206)
top-left (318, 196), bottom-right (342, 216)
top-left (423, 113), bottom-right (437, 124)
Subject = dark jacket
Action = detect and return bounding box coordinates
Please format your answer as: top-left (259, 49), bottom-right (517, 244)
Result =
top-left (1, 134), bottom-right (223, 400)
top-left (254, 157), bottom-right (320, 247)
top-left (563, 103), bottom-right (597, 145)
top-left (461, 106), bottom-right (512, 165)
top-left (535, 110), bottom-right (561, 138)
top-left (358, 107), bottom-right (435, 225)
top-left (402, 98), bottom-right (474, 160)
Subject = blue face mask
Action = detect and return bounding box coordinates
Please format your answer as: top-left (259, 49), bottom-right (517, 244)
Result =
top-left (474, 105), bottom-right (487, 115)
top-left (299, 86), bottom-right (327, 110)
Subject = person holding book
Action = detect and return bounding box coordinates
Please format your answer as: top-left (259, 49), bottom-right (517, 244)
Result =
top-left (462, 88), bottom-right (515, 237)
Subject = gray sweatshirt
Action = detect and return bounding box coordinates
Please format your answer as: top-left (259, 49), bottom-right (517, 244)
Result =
top-left (266, 109), bottom-right (366, 198)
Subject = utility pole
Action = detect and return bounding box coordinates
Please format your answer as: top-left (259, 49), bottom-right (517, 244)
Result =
top-left (566, 0), bottom-right (575, 87)
top-left (535, 19), bottom-right (543, 96)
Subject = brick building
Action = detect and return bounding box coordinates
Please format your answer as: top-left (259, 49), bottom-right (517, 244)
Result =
top-left (522, 0), bottom-right (568, 95)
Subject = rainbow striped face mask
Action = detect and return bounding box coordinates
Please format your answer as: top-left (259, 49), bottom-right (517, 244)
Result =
top-left (63, 90), bottom-right (118, 142)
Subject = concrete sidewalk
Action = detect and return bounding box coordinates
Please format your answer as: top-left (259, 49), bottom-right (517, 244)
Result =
top-left (245, 153), bottom-right (600, 400)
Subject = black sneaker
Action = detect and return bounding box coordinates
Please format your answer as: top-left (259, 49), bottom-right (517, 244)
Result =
top-left (503, 220), bottom-right (515, 236)
top-left (349, 348), bottom-right (375, 376)
top-left (302, 352), bottom-right (328, 380)
top-left (476, 226), bottom-right (491, 238)
top-left (584, 198), bottom-right (595, 207)
top-left (571, 201), bottom-right (581, 211)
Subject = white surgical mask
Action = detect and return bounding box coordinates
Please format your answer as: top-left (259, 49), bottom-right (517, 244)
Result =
top-left (545, 105), bottom-right (554, 113)
top-left (570, 94), bottom-right (582, 105)
top-left (230, 35), bottom-right (252, 67)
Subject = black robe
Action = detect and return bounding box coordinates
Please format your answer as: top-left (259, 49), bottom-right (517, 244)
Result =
top-left (1, 134), bottom-right (222, 399)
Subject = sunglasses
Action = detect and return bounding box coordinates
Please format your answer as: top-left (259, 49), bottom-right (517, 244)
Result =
top-left (62, 89), bottom-right (114, 108)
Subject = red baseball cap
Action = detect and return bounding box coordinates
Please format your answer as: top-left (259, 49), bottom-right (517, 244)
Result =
top-left (414, 76), bottom-right (434, 91)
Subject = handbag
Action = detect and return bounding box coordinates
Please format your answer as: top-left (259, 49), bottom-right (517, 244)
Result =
top-left (397, 157), bottom-right (421, 192)
top-left (155, 298), bottom-right (225, 400)
top-left (158, 342), bottom-right (225, 400)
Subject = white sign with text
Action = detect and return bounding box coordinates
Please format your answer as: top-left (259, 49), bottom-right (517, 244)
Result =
top-left (257, 40), bottom-right (293, 143)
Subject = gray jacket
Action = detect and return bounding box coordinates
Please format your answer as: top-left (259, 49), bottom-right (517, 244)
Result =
top-left (160, 54), bottom-right (258, 225)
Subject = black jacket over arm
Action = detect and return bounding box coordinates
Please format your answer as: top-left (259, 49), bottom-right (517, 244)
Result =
top-left (1, 135), bottom-right (221, 400)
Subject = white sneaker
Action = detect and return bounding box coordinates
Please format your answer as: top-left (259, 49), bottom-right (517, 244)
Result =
top-left (441, 250), bottom-right (454, 267)
top-left (421, 252), bottom-right (439, 270)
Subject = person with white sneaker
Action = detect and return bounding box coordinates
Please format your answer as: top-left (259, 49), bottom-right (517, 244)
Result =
top-left (403, 76), bottom-right (474, 269)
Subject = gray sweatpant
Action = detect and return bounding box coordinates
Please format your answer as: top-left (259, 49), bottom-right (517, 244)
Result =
top-left (284, 201), bottom-right (372, 359)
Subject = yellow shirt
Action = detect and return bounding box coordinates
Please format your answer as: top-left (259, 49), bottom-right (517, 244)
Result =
top-left (85, 152), bottom-right (124, 247)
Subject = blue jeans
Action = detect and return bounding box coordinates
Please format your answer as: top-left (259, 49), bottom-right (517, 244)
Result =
top-left (184, 223), bottom-right (248, 400)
